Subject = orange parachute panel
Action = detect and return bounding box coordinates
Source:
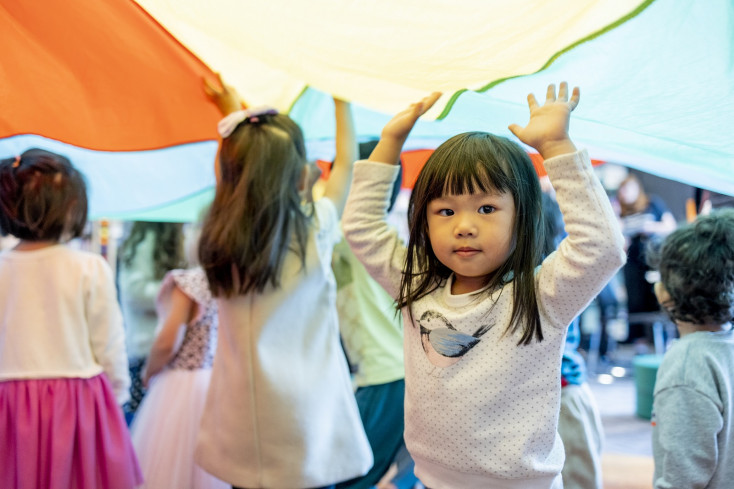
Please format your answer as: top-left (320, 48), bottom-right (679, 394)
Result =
top-left (0, 1), bottom-right (220, 151)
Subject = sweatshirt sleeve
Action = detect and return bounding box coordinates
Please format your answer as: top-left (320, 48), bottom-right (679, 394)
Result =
top-left (653, 385), bottom-right (722, 488)
top-left (87, 257), bottom-right (131, 404)
top-left (536, 150), bottom-right (626, 329)
top-left (342, 161), bottom-right (407, 299)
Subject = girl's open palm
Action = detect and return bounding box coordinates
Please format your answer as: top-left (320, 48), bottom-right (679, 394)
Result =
top-left (509, 82), bottom-right (579, 159)
top-left (381, 92), bottom-right (442, 141)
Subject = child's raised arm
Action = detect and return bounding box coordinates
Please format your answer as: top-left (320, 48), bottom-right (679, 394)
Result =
top-left (508, 82), bottom-right (579, 160)
top-left (323, 98), bottom-right (357, 217)
top-left (369, 92), bottom-right (442, 165)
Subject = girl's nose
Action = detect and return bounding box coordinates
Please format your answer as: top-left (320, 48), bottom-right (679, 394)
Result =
top-left (454, 217), bottom-right (476, 237)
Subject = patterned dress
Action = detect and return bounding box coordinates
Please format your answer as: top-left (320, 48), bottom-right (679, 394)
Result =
top-left (130, 268), bottom-right (228, 489)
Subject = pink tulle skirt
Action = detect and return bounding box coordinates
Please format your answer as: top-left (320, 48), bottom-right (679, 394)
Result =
top-left (0, 374), bottom-right (143, 489)
top-left (131, 368), bottom-right (228, 489)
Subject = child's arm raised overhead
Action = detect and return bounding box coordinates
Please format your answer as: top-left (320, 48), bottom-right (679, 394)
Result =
top-left (508, 82), bottom-right (578, 159)
top-left (369, 92), bottom-right (442, 165)
top-left (142, 285), bottom-right (193, 386)
top-left (511, 82), bottom-right (626, 329)
top-left (342, 92), bottom-right (440, 298)
top-left (322, 98), bottom-right (357, 217)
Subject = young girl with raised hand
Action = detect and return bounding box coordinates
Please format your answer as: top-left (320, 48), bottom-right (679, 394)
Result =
top-left (0, 149), bottom-right (142, 489)
top-left (342, 83), bottom-right (626, 489)
top-left (194, 77), bottom-right (372, 489)
top-left (130, 215), bottom-right (227, 489)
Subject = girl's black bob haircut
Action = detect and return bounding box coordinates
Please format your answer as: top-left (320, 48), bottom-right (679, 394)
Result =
top-left (0, 148), bottom-right (88, 242)
top-left (398, 131), bottom-right (546, 345)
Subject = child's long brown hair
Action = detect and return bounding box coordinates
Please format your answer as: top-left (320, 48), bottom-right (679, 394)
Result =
top-left (398, 132), bottom-right (546, 345)
top-left (198, 113), bottom-right (311, 298)
top-left (120, 222), bottom-right (185, 280)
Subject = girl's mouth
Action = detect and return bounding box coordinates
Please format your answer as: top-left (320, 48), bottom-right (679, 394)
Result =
top-left (455, 247), bottom-right (480, 256)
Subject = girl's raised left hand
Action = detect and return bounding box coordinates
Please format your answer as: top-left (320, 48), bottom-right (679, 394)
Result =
top-left (509, 82), bottom-right (579, 160)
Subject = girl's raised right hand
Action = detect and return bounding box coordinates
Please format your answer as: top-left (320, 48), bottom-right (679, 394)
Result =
top-left (381, 92), bottom-right (442, 143)
top-left (369, 92), bottom-right (441, 165)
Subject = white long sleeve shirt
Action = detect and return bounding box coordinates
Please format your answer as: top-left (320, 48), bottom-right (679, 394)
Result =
top-left (0, 245), bottom-right (130, 404)
top-left (343, 150), bottom-right (625, 489)
top-left (195, 198), bottom-right (372, 488)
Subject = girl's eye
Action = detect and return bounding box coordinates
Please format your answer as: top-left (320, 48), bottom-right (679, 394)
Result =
top-left (478, 205), bottom-right (495, 214)
top-left (438, 209), bottom-right (454, 216)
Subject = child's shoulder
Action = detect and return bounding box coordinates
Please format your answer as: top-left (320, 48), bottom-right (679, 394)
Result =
top-left (161, 267), bottom-right (212, 305)
top-left (659, 331), bottom-right (734, 387)
top-left (59, 245), bottom-right (114, 275)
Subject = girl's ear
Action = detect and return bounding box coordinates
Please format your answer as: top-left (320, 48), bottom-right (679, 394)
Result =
top-left (654, 281), bottom-right (672, 306)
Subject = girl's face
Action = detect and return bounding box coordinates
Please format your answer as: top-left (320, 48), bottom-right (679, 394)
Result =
top-left (618, 179), bottom-right (640, 205)
top-left (427, 189), bottom-right (516, 295)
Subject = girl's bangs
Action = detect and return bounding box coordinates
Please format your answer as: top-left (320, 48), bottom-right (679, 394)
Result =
top-left (427, 157), bottom-right (507, 201)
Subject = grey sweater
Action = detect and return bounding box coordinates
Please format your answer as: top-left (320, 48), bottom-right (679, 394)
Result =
top-left (652, 329), bottom-right (734, 489)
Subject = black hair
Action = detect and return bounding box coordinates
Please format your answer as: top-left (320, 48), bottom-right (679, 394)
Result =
top-left (198, 113), bottom-right (311, 297)
top-left (648, 209), bottom-right (734, 326)
top-left (398, 132), bottom-right (546, 345)
top-left (0, 148), bottom-right (88, 242)
top-left (120, 221), bottom-right (186, 280)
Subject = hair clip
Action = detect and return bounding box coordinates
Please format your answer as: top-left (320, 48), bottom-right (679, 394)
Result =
top-left (12, 155), bottom-right (20, 168)
top-left (217, 106), bottom-right (279, 138)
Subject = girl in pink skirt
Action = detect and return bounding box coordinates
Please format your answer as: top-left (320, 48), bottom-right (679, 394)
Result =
top-left (0, 149), bottom-right (142, 489)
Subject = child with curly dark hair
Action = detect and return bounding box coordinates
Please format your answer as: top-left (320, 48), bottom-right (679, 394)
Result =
top-left (648, 208), bottom-right (734, 489)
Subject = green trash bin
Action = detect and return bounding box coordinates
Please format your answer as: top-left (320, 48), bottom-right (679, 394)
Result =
top-left (633, 354), bottom-right (664, 420)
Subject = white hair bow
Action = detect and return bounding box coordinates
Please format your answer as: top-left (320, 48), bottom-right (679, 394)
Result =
top-left (217, 107), bottom-right (279, 138)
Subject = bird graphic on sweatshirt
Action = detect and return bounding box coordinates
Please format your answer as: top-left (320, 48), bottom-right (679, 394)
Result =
top-left (418, 310), bottom-right (493, 367)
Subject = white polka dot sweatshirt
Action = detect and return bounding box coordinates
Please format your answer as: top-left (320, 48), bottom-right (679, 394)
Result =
top-left (342, 150), bottom-right (626, 489)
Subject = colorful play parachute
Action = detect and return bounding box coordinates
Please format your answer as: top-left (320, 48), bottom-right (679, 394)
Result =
top-left (1, 0), bottom-right (732, 221)
top-left (0, 1), bottom-right (221, 220)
